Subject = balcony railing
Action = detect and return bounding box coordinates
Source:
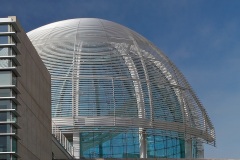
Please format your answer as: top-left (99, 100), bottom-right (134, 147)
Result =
top-left (52, 122), bottom-right (74, 157)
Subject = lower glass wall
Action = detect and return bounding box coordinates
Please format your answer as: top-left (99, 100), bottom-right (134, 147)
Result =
top-left (80, 132), bottom-right (139, 158)
top-left (147, 135), bottom-right (185, 158)
top-left (79, 131), bottom-right (185, 158)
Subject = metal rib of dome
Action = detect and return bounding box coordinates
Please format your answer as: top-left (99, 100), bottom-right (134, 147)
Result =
top-left (27, 18), bottom-right (215, 153)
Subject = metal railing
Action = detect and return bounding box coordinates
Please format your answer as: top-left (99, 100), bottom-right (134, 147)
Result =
top-left (52, 122), bottom-right (74, 157)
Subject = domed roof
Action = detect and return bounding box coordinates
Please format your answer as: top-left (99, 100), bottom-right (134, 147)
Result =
top-left (27, 18), bottom-right (215, 145)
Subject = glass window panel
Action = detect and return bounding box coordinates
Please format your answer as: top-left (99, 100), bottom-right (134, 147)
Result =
top-left (12, 101), bottom-right (17, 110)
top-left (12, 73), bottom-right (17, 86)
top-left (0, 71), bottom-right (11, 85)
top-left (0, 100), bottom-right (11, 109)
top-left (12, 90), bottom-right (17, 98)
top-left (12, 48), bottom-right (17, 56)
top-left (0, 136), bottom-right (10, 152)
top-left (0, 154), bottom-right (11, 160)
top-left (0, 47), bottom-right (10, 56)
top-left (0, 124), bottom-right (10, 133)
top-left (12, 155), bottom-right (17, 160)
top-left (0, 89), bottom-right (11, 97)
top-left (0, 36), bottom-right (16, 45)
top-left (0, 59), bottom-right (11, 67)
top-left (12, 113), bottom-right (17, 122)
top-left (12, 126), bottom-right (17, 134)
top-left (12, 137), bottom-right (17, 152)
top-left (0, 36), bottom-right (9, 44)
top-left (0, 25), bottom-right (8, 32)
top-left (0, 112), bottom-right (10, 121)
top-left (12, 61), bottom-right (17, 67)
top-left (80, 132), bottom-right (140, 158)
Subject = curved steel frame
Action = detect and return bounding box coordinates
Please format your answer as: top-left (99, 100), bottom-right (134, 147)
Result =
top-left (28, 18), bottom-right (216, 158)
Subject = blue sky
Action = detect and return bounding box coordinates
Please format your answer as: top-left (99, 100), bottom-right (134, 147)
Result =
top-left (1, 0), bottom-right (240, 158)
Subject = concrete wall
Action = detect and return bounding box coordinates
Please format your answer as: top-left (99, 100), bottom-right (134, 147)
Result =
top-left (12, 17), bottom-right (52, 160)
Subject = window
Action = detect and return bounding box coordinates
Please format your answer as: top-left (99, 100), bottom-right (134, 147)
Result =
top-left (0, 124), bottom-right (10, 133)
top-left (0, 25), bottom-right (8, 32)
top-left (0, 136), bottom-right (10, 152)
top-left (12, 73), bottom-right (17, 86)
top-left (0, 112), bottom-right (11, 121)
top-left (0, 47), bottom-right (11, 56)
top-left (12, 90), bottom-right (17, 98)
top-left (0, 89), bottom-right (11, 97)
top-left (0, 59), bottom-right (12, 67)
top-left (12, 101), bottom-right (17, 110)
top-left (0, 154), bottom-right (11, 160)
top-left (12, 155), bottom-right (17, 160)
top-left (0, 36), bottom-right (16, 45)
top-left (12, 126), bottom-right (17, 134)
top-left (0, 36), bottom-right (9, 44)
top-left (12, 49), bottom-right (17, 56)
top-left (0, 71), bottom-right (12, 85)
top-left (0, 100), bottom-right (11, 109)
top-left (12, 137), bottom-right (17, 152)
top-left (12, 113), bottom-right (17, 122)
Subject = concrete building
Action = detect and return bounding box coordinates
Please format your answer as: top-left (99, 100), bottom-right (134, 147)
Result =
top-left (0, 16), bottom-right (52, 160)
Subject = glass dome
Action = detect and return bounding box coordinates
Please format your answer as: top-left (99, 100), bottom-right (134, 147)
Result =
top-left (27, 18), bottom-right (215, 158)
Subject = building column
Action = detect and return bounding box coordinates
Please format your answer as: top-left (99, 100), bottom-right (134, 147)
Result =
top-left (73, 133), bottom-right (80, 159)
top-left (139, 128), bottom-right (147, 158)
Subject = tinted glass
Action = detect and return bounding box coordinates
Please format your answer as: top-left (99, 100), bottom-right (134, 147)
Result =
top-left (12, 73), bottom-right (17, 86)
top-left (12, 101), bottom-right (17, 110)
top-left (0, 89), bottom-right (11, 97)
top-left (0, 100), bottom-right (11, 109)
top-left (0, 154), bottom-right (10, 160)
top-left (12, 113), bottom-right (17, 122)
top-left (0, 112), bottom-right (10, 121)
top-left (12, 137), bottom-right (17, 152)
top-left (12, 126), bottom-right (17, 133)
top-left (0, 124), bottom-right (9, 133)
top-left (0, 59), bottom-right (11, 68)
top-left (0, 47), bottom-right (10, 56)
top-left (0, 71), bottom-right (11, 85)
top-left (0, 36), bottom-right (9, 44)
top-left (0, 136), bottom-right (10, 152)
top-left (0, 25), bottom-right (8, 32)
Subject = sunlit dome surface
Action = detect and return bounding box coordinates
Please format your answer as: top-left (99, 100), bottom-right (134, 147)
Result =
top-left (28, 18), bottom-right (215, 158)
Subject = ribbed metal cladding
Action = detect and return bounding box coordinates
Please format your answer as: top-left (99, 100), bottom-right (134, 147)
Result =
top-left (27, 18), bottom-right (215, 146)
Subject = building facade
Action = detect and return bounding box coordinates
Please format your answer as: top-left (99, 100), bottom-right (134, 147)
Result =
top-left (27, 18), bottom-right (216, 159)
top-left (0, 17), bottom-right (52, 160)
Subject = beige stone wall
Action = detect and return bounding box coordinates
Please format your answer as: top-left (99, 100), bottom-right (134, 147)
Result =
top-left (14, 18), bottom-right (52, 160)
